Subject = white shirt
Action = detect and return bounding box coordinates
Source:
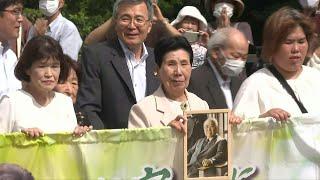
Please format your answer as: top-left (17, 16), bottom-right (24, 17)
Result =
top-left (0, 42), bottom-right (21, 99)
top-left (233, 66), bottom-right (320, 118)
top-left (28, 13), bottom-right (83, 60)
top-left (208, 59), bottom-right (233, 109)
top-left (119, 39), bottom-right (148, 102)
top-left (0, 90), bottom-right (77, 134)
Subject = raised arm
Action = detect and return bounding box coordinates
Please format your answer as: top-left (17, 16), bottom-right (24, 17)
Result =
top-left (84, 18), bottom-right (116, 45)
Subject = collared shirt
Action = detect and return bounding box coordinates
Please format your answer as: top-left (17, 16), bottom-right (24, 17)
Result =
top-left (28, 13), bottom-right (83, 60)
top-left (119, 39), bottom-right (148, 102)
top-left (0, 42), bottom-right (21, 98)
top-left (208, 59), bottom-right (233, 109)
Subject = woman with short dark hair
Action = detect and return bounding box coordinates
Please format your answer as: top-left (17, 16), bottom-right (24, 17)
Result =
top-left (54, 55), bottom-right (81, 104)
top-left (128, 35), bottom-right (209, 131)
top-left (0, 36), bottom-right (90, 137)
top-left (128, 36), bottom-right (209, 179)
top-left (0, 163), bottom-right (34, 180)
top-left (54, 55), bottom-right (91, 126)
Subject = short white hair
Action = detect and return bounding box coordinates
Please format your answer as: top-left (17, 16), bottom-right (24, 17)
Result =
top-left (203, 117), bottom-right (218, 129)
top-left (207, 27), bottom-right (242, 56)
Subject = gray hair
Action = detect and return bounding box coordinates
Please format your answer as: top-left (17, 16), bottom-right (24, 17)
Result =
top-left (112, 0), bottom-right (154, 20)
top-left (207, 27), bottom-right (240, 56)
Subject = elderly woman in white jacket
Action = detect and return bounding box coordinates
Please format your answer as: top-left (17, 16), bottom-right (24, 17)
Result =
top-left (128, 35), bottom-right (209, 180)
top-left (128, 36), bottom-right (209, 132)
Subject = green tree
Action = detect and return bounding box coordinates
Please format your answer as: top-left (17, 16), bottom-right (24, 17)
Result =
top-left (24, 0), bottom-right (185, 39)
top-left (24, 0), bottom-right (301, 45)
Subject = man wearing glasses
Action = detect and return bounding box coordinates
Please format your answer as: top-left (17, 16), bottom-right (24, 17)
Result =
top-left (0, 0), bottom-right (23, 98)
top-left (77, 0), bottom-right (159, 129)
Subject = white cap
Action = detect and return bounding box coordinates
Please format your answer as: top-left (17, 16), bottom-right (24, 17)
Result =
top-left (170, 6), bottom-right (208, 31)
top-left (299, 0), bottom-right (319, 8)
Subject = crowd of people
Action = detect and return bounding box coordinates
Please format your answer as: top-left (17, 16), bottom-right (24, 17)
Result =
top-left (1, 0), bottom-right (320, 178)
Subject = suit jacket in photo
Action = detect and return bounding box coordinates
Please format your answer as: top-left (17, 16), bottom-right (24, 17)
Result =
top-left (187, 134), bottom-right (227, 176)
top-left (188, 60), bottom-right (243, 109)
top-left (77, 39), bottom-right (159, 129)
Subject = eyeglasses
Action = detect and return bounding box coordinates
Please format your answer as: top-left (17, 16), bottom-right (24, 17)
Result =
top-left (118, 16), bottom-right (150, 27)
top-left (1, 8), bottom-right (23, 17)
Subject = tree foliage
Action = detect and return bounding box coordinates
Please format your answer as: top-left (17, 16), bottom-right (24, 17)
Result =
top-left (24, 0), bottom-right (300, 45)
top-left (24, 0), bottom-right (185, 40)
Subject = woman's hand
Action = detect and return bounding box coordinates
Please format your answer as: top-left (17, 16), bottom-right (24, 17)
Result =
top-left (152, 2), bottom-right (165, 23)
top-left (73, 125), bottom-right (93, 137)
top-left (198, 30), bottom-right (210, 47)
top-left (217, 8), bottom-right (231, 28)
top-left (259, 108), bottom-right (291, 121)
top-left (34, 18), bottom-right (48, 36)
top-left (229, 111), bottom-right (242, 124)
top-left (168, 115), bottom-right (187, 134)
top-left (177, 28), bottom-right (186, 34)
top-left (22, 128), bottom-right (44, 138)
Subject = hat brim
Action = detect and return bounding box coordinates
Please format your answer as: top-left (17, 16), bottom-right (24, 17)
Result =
top-left (170, 6), bottom-right (208, 31)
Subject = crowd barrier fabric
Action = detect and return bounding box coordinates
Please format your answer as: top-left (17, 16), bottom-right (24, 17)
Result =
top-left (2, 115), bottom-right (320, 179)
top-left (0, 127), bottom-right (179, 179)
top-left (232, 114), bottom-right (320, 180)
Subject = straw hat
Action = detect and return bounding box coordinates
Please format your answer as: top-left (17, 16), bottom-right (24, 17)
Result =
top-left (205, 0), bottom-right (245, 18)
top-left (170, 6), bottom-right (208, 31)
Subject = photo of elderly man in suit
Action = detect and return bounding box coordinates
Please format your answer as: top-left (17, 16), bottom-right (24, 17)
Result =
top-left (187, 117), bottom-right (227, 177)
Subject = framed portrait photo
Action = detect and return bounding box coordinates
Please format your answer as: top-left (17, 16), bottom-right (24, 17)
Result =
top-left (184, 109), bottom-right (231, 180)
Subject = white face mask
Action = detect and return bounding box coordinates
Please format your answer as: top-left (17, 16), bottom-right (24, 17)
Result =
top-left (213, 2), bottom-right (234, 18)
top-left (218, 51), bottom-right (246, 76)
top-left (298, 0), bottom-right (319, 8)
top-left (39, 0), bottom-right (60, 17)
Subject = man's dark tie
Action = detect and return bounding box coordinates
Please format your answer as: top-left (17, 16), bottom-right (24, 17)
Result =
top-left (201, 139), bottom-right (209, 150)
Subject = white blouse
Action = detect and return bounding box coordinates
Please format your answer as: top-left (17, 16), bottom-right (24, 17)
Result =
top-left (0, 90), bottom-right (77, 134)
top-left (0, 43), bottom-right (21, 98)
top-left (233, 66), bottom-right (320, 118)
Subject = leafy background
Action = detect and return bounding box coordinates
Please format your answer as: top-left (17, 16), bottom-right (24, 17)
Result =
top-left (24, 0), bottom-right (301, 46)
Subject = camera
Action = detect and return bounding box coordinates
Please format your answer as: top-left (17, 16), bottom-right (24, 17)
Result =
top-left (183, 31), bottom-right (200, 43)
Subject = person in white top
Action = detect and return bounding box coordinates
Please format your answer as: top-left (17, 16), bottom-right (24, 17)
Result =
top-left (233, 7), bottom-right (320, 120)
top-left (204, 0), bottom-right (254, 45)
top-left (0, 36), bottom-right (90, 137)
top-left (0, 0), bottom-right (23, 98)
top-left (170, 6), bottom-right (209, 68)
top-left (27, 0), bottom-right (82, 61)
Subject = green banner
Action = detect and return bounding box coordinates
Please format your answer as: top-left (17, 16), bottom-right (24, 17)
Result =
top-left (4, 116), bottom-right (319, 180)
top-left (0, 127), bottom-right (179, 179)
top-left (232, 115), bottom-right (320, 180)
